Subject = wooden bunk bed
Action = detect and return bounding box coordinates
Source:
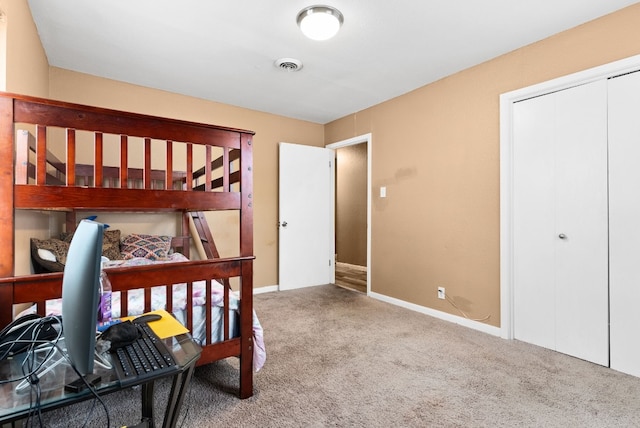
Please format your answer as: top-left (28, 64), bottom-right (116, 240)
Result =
top-left (0, 92), bottom-right (256, 398)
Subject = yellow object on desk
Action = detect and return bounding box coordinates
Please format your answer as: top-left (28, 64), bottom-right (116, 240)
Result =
top-left (122, 309), bottom-right (189, 339)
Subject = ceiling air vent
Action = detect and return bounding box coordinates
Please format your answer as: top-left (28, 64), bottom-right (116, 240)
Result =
top-left (274, 58), bottom-right (303, 72)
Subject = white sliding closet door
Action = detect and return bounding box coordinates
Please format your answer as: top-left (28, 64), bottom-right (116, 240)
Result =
top-left (513, 93), bottom-right (556, 351)
top-left (513, 80), bottom-right (609, 366)
top-left (609, 71), bottom-right (640, 377)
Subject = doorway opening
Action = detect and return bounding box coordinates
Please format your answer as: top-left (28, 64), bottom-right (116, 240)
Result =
top-left (327, 133), bottom-right (372, 294)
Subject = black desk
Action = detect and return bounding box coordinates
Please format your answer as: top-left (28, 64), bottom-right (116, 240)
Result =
top-left (0, 332), bottom-right (201, 428)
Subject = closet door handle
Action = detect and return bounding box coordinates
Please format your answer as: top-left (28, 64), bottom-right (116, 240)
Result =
top-left (558, 233), bottom-right (567, 239)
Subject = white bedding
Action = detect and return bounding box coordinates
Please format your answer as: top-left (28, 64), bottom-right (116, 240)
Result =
top-left (21, 253), bottom-right (265, 371)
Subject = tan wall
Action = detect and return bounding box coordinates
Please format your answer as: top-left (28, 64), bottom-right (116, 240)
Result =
top-left (0, 6), bottom-right (5, 90)
top-left (336, 144), bottom-right (367, 266)
top-left (326, 4), bottom-right (640, 327)
top-left (0, 0), bottom-right (48, 96)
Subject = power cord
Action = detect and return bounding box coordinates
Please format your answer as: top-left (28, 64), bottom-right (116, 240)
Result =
top-left (25, 374), bottom-right (42, 428)
top-left (9, 315), bottom-right (63, 427)
top-left (445, 294), bottom-right (491, 322)
top-left (177, 374), bottom-right (196, 427)
top-left (0, 316), bottom-right (111, 427)
top-left (52, 335), bottom-right (112, 428)
top-left (0, 315), bottom-right (63, 386)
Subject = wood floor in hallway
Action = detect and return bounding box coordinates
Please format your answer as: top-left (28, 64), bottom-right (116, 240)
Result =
top-left (334, 262), bottom-right (367, 293)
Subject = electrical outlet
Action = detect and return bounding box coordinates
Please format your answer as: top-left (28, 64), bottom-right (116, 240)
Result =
top-left (437, 287), bottom-right (445, 300)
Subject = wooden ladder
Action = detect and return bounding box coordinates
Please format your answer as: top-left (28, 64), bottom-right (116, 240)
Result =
top-left (188, 211), bottom-right (221, 259)
top-left (188, 211), bottom-right (232, 291)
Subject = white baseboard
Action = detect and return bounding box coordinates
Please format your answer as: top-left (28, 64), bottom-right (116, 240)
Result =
top-left (254, 285), bottom-right (278, 294)
top-left (369, 291), bottom-right (502, 337)
top-left (256, 285), bottom-right (501, 337)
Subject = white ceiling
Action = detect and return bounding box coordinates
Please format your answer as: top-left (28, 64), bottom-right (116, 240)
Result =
top-left (28, 0), bottom-right (639, 124)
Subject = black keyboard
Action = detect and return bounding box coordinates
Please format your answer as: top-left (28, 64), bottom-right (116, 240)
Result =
top-left (112, 323), bottom-right (177, 385)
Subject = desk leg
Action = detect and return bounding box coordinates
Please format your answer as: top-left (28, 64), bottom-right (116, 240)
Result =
top-left (162, 362), bottom-right (197, 428)
top-left (141, 381), bottom-right (156, 428)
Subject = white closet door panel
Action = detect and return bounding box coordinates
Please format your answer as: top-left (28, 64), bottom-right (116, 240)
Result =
top-left (609, 71), bottom-right (640, 376)
top-left (513, 80), bottom-right (608, 366)
top-left (553, 81), bottom-right (609, 366)
top-left (513, 95), bottom-right (556, 350)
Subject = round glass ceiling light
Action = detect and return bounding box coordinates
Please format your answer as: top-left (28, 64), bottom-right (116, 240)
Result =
top-left (297, 5), bottom-right (344, 41)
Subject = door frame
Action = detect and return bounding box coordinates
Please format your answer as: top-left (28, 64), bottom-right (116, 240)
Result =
top-left (500, 53), bottom-right (640, 340)
top-left (327, 133), bottom-right (372, 294)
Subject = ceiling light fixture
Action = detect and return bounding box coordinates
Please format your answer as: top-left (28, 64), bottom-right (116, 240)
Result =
top-left (296, 5), bottom-right (344, 41)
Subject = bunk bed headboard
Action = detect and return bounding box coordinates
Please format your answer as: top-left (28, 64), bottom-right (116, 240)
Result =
top-left (0, 92), bottom-right (255, 278)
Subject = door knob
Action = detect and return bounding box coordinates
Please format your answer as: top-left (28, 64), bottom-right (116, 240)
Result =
top-left (281, 221), bottom-right (288, 228)
top-left (558, 233), bottom-right (567, 239)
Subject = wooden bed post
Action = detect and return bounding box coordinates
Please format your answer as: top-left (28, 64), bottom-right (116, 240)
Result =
top-left (238, 132), bottom-right (255, 398)
top-left (0, 96), bottom-right (15, 278)
top-left (181, 210), bottom-right (190, 259)
top-left (239, 260), bottom-right (254, 398)
top-left (239, 132), bottom-right (254, 258)
top-left (66, 212), bottom-right (77, 234)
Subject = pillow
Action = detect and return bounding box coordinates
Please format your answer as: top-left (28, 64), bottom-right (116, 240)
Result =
top-left (120, 234), bottom-right (172, 261)
top-left (30, 238), bottom-right (69, 273)
top-left (101, 229), bottom-right (123, 261)
top-left (61, 229), bottom-right (122, 261)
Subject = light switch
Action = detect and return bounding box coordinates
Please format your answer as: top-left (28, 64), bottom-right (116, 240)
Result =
top-left (380, 186), bottom-right (387, 198)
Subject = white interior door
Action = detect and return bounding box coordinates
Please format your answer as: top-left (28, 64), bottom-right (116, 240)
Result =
top-left (279, 142), bottom-right (334, 290)
top-left (513, 80), bottom-right (609, 366)
top-left (609, 71), bottom-right (640, 376)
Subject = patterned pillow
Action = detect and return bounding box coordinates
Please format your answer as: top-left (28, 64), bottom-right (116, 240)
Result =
top-left (30, 238), bottom-right (69, 272)
top-left (120, 234), bottom-right (172, 261)
top-left (101, 229), bottom-right (123, 260)
top-left (61, 229), bottom-right (122, 261)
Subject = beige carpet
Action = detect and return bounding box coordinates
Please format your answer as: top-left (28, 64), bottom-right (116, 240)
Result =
top-left (40, 284), bottom-right (640, 427)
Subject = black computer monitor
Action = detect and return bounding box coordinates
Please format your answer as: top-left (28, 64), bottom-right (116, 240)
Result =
top-left (61, 219), bottom-right (104, 376)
